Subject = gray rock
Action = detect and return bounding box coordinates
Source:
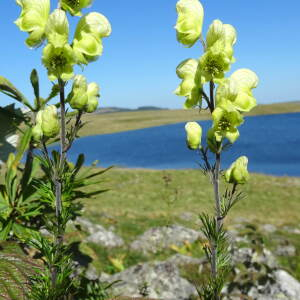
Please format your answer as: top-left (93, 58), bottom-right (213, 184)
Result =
top-left (261, 224), bottom-right (277, 234)
top-left (275, 245), bottom-right (296, 257)
top-left (232, 247), bottom-right (277, 269)
top-left (273, 270), bottom-right (300, 299)
top-left (227, 229), bottom-right (248, 243)
top-left (282, 226), bottom-right (300, 235)
top-left (85, 265), bottom-right (99, 280)
top-left (76, 217), bottom-right (124, 248)
top-left (101, 261), bottom-right (197, 300)
top-left (165, 254), bottom-right (205, 267)
top-left (130, 225), bottom-right (204, 255)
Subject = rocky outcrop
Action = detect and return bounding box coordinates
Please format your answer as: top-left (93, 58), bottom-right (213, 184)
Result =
top-left (76, 217), bottom-right (124, 248)
top-left (130, 225), bottom-right (204, 255)
top-left (100, 261), bottom-right (197, 300)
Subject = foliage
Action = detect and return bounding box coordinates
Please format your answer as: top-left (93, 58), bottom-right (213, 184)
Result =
top-left (0, 129), bottom-right (42, 241)
top-left (0, 242), bottom-right (42, 300)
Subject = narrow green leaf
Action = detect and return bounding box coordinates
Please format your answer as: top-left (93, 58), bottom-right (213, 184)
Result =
top-left (14, 128), bottom-right (32, 164)
top-left (0, 76), bottom-right (33, 110)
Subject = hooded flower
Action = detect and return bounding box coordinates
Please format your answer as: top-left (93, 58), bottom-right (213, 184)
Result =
top-left (206, 20), bottom-right (237, 61)
top-left (212, 106), bottom-right (243, 143)
top-left (216, 69), bottom-right (259, 112)
top-left (42, 43), bottom-right (75, 81)
top-left (199, 41), bottom-right (232, 82)
top-left (67, 75), bottom-right (88, 110)
top-left (45, 9), bottom-right (69, 48)
top-left (185, 122), bottom-right (202, 150)
top-left (15, 0), bottom-right (50, 48)
top-left (61, 0), bottom-right (93, 16)
top-left (85, 82), bottom-right (100, 113)
top-left (225, 156), bottom-right (249, 184)
top-left (175, 0), bottom-right (204, 47)
top-left (174, 59), bottom-right (203, 108)
top-left (198, 20), bottom-right (237, 82)
top-left (72, 12), bottom-right (112, 64)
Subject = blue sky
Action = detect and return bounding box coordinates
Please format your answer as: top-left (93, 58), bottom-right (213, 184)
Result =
top-left (0, 0), bottom-right (299, 109)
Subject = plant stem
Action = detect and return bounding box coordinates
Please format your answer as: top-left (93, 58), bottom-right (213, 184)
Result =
top-left (209, 79), bottom-right (222, 300)
top-left (51, 78), bottom-right (66, 287)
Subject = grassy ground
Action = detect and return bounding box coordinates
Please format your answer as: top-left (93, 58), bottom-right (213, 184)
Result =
top-left (75, 167), bottom-right (300, 279)
top-left (82, 168), bottom-right (300, 230)
top-left (79, 101), bottom-right (300, 136)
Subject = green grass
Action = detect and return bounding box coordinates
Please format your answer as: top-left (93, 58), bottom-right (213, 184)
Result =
top-left (82, 168), bottom-right (300, 229)
top-left (78, 101), bottom-right (300, 136)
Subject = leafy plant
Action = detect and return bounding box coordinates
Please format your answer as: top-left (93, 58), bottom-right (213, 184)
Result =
top-left (0, 129), bottom-right (42, 241)
top-left (0, 242), bottom-right (42, 300)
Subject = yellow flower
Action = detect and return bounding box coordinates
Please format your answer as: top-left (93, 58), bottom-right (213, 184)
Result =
top-left (42, 43), bottom-right (75, 81)
top-left (212, 106), bottom-right (243, 143)
top-left (61, 0), bottom-right (93, 16)
top-left (67, 75), bottom-right (88, 110)
top-left (34, 105), bottom-right (60, 139)
top-left (45, 9), bottom-right (69, 48)
top-left (15, 0), bottom-right (50, 48)
top-left (72, 12), bottom-right (112, 64)
top-left (174, 59), bottom-right (203, 108)
top-left (85, 82), bottom-right (100, 113)
top-left (185, 121), bottom-right (202, 150)
top-left (225, 156), bottom-right (249, 184)
top-left (175, 0), bottom-right (204, 47)
top-left (216, 69), bottom-right (259, 112)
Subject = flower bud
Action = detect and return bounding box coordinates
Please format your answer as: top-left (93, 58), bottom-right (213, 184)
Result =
top-left (32, 124), bottom-right (43, 141)
top-left (85, 82), bottom-right (100, 113)
top-left (185, 122), bottom-right (202, 150)
top-left (175, 0), bottom-right (204, 47)
top-left (73, 12), bottom-right (112, 64)
top-left (61, 0), bottom-right (93, 16)
top-left (67, 75), bottom-right (88, 110)
top-left (225, 156), bottom-right (249, 184)
top-left (15, 0), bottom-right (50, 48)
top-left (41, 105), bottom-right (60, 138)
top-left (46, 9), bottom-right (69, 48)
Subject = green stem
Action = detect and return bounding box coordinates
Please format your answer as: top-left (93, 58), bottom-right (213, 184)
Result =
top-left (51, 78), bottom-right (66, 288)
top-left (208, 79), bottom-right (222, 300)
top-left (211, 152), bottom-right (221, 300)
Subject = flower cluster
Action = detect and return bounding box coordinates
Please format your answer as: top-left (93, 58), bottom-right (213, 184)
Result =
top-left (175, 0), bottom-right (258, 184)
top-left (15, 0), bottom-right (111, 80)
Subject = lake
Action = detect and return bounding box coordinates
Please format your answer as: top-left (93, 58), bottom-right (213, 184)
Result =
top-left (65, 112), bottom-right (300, 177)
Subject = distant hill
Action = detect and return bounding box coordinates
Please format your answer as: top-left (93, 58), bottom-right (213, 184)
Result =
top-left (95, 106), bottom-right (167, 114)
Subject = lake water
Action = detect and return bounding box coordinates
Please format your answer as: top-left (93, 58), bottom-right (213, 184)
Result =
top-left (65, 112), bottom-right (300, 177)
